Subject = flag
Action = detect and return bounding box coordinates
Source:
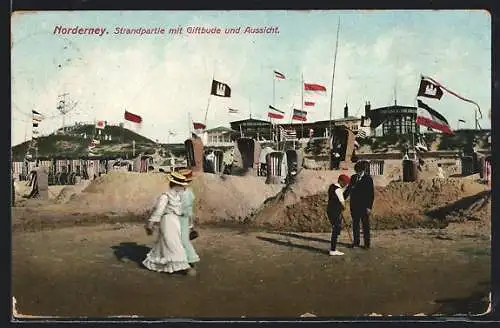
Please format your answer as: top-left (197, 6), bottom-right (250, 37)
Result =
top-left (211, 80), bottom-right (231, 97)
top-left (124, 110), bottom-right (142, 124)
top-left (416, 100), bottom-right (453, 135)
top-left (228, 108), bottom-right (239, 114)
top-left (304, 101), bottom-right (315, 107)
top-left (356, 129), bottom-right (368, 139)
top-left (304, 83), bottom-right (327, 92)
top-left (420, 75), bottom-right (482, 118)
top-left (458, 119), bottom-right (466, 123)
top-left (292, 109), bottom-right (307, 121)
top-left (32, 110), bottom-right (44, 121)
top-left (356, 126), bottom-right (370, 139)
top-left (268, 105), bottom-right (285, 119)
top-left (279, 126), bottom-right (297, 140)
top-left (417, 77), bottom-right (444, 99)
top-left (274, 70), bottom-right (286, 79)
top-left (95, 120), bottom-right (106, 129)
top-left (193, 122), bottom-right (206, 130)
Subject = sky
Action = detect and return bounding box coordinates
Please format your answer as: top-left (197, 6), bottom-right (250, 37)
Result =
top-left (11, 10), bottom-right (491, 145)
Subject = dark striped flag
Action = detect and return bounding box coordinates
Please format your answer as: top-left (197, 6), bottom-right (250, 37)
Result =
top-left (292, 109), bottom-right (307, 121)
top-left (357, 129), bottom-right (368, 139)
top-left (228, 108), bottom-right (239, 114)
top-left (416, 100), bottom-right (453, 135)
top-left (268, 105), bottom-right (285, 119)
top-left (274, 70), bottom-right (286, 79)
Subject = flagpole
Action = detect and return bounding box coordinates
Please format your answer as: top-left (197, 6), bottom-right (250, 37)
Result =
top-left (188, 112), bottom-right (192, 138)
top-left (301, 72), bottom-right (304, 140)
top-left (203, 92), bottom-right (212, 128)
top-left (272, 71), bottom-right (275, 144)
top-left (249, 97), bottom-right (252, 119)
top-left (329, 17), bottom-right (341, 139)
top-left (204, 63), bottom-right (217, 128)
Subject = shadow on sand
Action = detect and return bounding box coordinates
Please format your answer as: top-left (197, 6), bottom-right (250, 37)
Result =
top-left (111, 242), bottom-right (150, 268)
top-left (274, 232), bottom-right (351, 248)
top-left (432, 287), bottom-right (491, 316)
top-left (425, 190), bottom-right (491, 220)
top-left (257, 233), bottom-right (351, 255)
top-left (256, 236), bottom-right (327, 254)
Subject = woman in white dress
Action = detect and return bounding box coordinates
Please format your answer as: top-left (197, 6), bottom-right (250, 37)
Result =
top-left (143, 171), bottom-right (196, 276)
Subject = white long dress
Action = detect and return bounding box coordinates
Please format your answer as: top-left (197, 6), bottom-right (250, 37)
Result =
top-left (142, 188), bottom-right (191, 273)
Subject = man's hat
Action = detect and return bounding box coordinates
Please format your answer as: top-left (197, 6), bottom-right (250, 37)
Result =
top-left (178, 169), bottom-right (193, 181)
top-left (338, 174), bottom-right (350, 184)
top-left (167, 171), bottom-right (189, 186)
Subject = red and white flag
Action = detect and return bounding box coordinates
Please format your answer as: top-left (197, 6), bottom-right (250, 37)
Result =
top-left (274, 70), bottom-right (286, 80)
top-left (124, 110), bottom-right (142, 124)
top-left (193, 122), bottom-right (206, 130)
top-left (95, 120), bottom-right (106, 129)
top-left (304, 83), bottom-right (327, 93)
top-left (304, 101), bottom-right (315, 107)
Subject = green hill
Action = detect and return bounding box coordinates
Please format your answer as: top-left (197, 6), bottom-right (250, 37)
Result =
top-left (11, 124), bottom-right (160, 161)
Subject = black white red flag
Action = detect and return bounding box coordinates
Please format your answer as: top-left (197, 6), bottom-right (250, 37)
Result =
top-left (268, 105), bottom-right (285, 119)
top-left (416, 100), bottom-right (453, 135)
top-left (292, 109), bottom-right (307, 121)
top-left (274, 70), bottom-right (286, 79)
top-left (210, 80), bottom-right (231, 97)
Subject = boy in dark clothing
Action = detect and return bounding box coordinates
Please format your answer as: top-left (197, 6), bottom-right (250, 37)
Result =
top-left (327, 174), bottom-right (351, 256)
top-left (344, 161), bottom-right (374, 249)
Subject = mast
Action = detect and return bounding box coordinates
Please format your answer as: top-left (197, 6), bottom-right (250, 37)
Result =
top-left (328, 17), bottom-right (341, 139)
top-left (204, 62), bottom-right (217, 128)
top-left (203, 75), bottom-right (214, 128)
top-left (271, 70), bottom-right (274, 143)
top-left (301, 72), bottom-right (304, 139)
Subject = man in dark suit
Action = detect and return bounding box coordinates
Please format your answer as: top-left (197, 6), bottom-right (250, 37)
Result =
top-left (344, 161), bottom-right (374, 249)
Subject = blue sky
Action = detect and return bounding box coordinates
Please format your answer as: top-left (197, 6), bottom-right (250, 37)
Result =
top-left (11, 10), bottom-right (491, 145)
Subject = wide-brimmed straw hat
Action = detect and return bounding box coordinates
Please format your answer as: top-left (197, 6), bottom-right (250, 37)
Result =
top-left (167, 171), bottom-right (189, 186)
top-left (178, 169), bottom-right (193, 181)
